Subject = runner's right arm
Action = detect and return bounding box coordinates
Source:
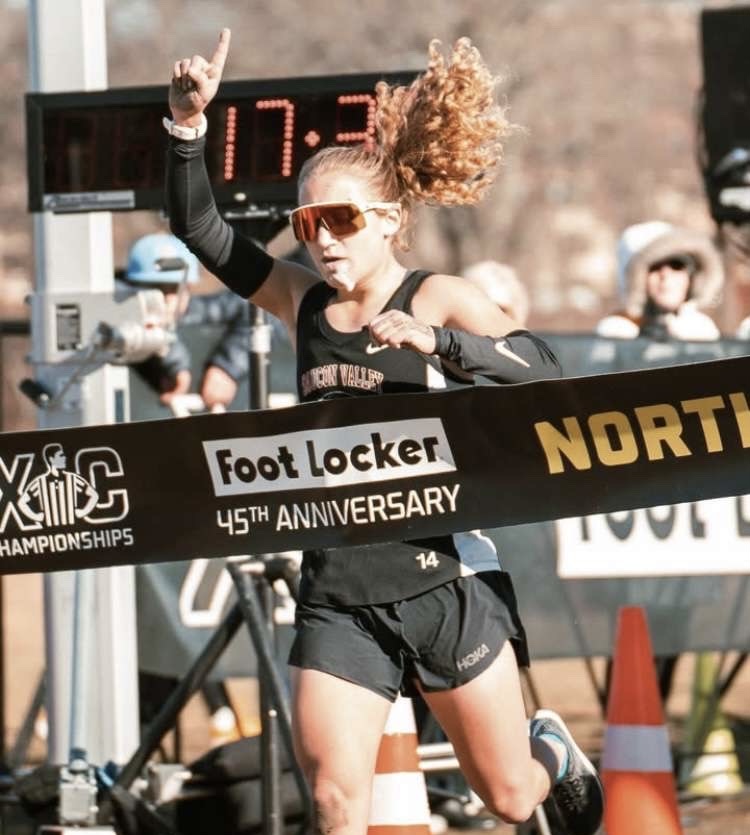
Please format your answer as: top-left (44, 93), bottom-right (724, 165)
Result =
top-left (165, 28), bottom-right (316, 332)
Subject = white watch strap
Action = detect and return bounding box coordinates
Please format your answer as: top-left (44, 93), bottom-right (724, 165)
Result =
top-left (162, 114), bottom-right (208, 140)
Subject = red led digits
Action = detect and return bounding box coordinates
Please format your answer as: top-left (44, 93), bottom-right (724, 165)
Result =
top-left (335, 94), bottom-right (376, 147)
top-left (255, 98), bottom-right (295, 177)
top-left (224, 105), bottom-right (237, 181)
top-left (29, 73), bottom-right (417, 211)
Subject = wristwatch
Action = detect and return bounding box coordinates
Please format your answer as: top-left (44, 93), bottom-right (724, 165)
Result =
top-left (162, 114), bottom-right (208, 140)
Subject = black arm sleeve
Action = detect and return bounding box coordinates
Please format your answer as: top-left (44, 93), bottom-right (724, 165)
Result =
top-left (432, 327), bottom-right (562, 383)
top-left (165, 136), bottom-right (274, 298)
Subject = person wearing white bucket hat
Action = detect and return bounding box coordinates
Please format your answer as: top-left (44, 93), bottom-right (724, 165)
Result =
top-left (596, 220), bottom-right (723, 341)
top-left (595, 221), bottom-right (724, 713)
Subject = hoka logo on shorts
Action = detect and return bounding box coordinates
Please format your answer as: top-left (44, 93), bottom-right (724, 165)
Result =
top-left (203, 417), bottom-right (456, 496)
top-left (457, 643), bottom-right (490, 671)
top-left (0, 443), bottom-right (134, 559)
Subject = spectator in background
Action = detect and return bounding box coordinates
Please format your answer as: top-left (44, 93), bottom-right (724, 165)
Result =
top-left (462, 260), bottom-right (530, 326)
top-left (595, 221), bottom-right (725, 701)
top-left (122, 232), bottom-right (248, 745)
top-left (121, 232), bottom-right (251, 412)
top-left (596, 221), bottom-right (723, 341)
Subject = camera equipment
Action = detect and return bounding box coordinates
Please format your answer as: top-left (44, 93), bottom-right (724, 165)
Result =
top-left (20, 285), bottom-right (175, 409)
top-left (92, 555), bottom-right (312, 835)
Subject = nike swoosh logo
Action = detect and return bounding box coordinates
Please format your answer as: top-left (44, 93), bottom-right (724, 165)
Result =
top-left (495, 340), bottom-right (530, 367)
top-left (365, 342), bottom-right (389, 355)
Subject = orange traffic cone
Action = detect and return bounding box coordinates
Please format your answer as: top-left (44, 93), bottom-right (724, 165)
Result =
top-left (602, 606), bottom-right (682, 835)
top-left (368, 695), bottom-right (432, 835)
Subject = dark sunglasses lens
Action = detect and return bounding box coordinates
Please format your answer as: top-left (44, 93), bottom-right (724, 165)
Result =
top-left (291, 209), bottom-right (318, 241)
top-left (320, 204), bottom-right (361, 236)
top-left (291, 204), bottom-right (361, 241)
top-left (652, 257), bottom-right (690, 272)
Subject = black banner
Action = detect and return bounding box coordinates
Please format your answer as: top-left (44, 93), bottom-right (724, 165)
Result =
top-left (2, 353), bottom-right (750, 576)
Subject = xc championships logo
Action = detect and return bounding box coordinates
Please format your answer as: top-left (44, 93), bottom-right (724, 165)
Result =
top-left (0, 443), bottom-right (133, 560)
top-left (18, 443), bottom-right (99, 527)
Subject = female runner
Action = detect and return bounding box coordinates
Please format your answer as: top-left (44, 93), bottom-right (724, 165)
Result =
top-left (165, 29), bottom-right (603, 835)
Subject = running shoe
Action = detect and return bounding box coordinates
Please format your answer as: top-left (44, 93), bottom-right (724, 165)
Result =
top-left (529, 708), bottom-right (604, 835)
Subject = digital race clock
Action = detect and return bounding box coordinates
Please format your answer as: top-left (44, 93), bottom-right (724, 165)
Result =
top-left (25, 71), bottom-right (417, 215)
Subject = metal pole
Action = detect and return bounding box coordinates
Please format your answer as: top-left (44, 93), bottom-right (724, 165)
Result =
top-left (28, 0), bottom-right (139, 766)
top-left (0, 576), bottom-right (5, 769)
top-left (232, 220), bottom-right (283, 833)
top-left (226, 562), bottom-right (312, 823)
top-left (248, 303), bottom-right (271, 411)
top-left (69, 570), bottom-right (94, 751)
top-left (260, 578), bottom-right (282, 835)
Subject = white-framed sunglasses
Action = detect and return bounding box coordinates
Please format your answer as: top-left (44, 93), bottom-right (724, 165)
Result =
top-left (289, 200), bottom-right (400, 242)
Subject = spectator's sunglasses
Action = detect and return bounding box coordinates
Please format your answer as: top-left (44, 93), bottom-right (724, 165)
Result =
top-left (650, 256), bottom-right (693, 273)
top-left (290, 201), bottom-right (400, 242)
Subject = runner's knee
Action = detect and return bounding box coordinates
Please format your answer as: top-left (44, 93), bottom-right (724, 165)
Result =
top-left (478, 777), bottom-right (540, 824)
top-left (310, 774), bottom-right (359, 831)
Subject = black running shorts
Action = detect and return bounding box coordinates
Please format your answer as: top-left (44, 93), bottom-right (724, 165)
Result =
top-left (288, 571), bottom-right (529, 701)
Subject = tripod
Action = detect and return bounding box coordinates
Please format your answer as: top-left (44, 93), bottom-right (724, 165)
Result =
top-left (102, 207), bottom-right (309, 833)
top-left (98, 554), bottom-right (313, 835)
top-left (97, 211), bottom-right (307, 834)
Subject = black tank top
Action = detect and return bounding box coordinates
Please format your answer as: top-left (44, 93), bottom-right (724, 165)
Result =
top-left (296, 270), bottom-right (436, 402)
top-left (295, 270), bottom-right (500, 606)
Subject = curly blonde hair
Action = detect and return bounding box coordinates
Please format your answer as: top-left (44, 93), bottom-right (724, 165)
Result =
top-left (298, 38), bottom-right (515, 249)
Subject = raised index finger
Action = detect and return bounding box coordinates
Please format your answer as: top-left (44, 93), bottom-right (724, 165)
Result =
top-left (210, 28), bottom-right (231, 72)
